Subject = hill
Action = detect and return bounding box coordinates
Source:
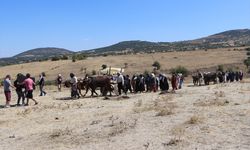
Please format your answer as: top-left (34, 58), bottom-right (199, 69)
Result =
top-left (0, 29), bottom-right (250, 66)
top-left (0, 47), bottom-right (74, 66)
top-left (14, 47), bottom-right (73, 58)
top-left (0, 47), bottom-right (246, 82)
top-left (81, 29), bottom-right (250, 55)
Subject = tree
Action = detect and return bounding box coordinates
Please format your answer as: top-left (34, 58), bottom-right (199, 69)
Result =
top-left (101, 64), bottom-right (107, 69)
top-left (170, 66), bottom-right (189, 77)
top-left (51, 56), bottom-right (60, 61)
top-left (124, 63), bottom-right (128, 68)
top-left (152, 61), bottom-right (161, 70)
top-left (217, 65), bottom-right (224, 72)
top-left (72, 55), bottom-right (76, 62)
top-left (244, 59), bottom-right (250, 68)
top-left (61, 55), bottom-right (68, 60)
top-left (92, 70), bottom-right (97, 75)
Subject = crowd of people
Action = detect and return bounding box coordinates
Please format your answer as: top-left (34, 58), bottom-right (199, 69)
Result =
top-left (1, 69), bottom-right (244, 108)
top-left (217, 70), bottom-right (244, 83)
top-left (2, 73), bottom-right (41, 108)
top-left (113, 72), bottom-right (184, 95)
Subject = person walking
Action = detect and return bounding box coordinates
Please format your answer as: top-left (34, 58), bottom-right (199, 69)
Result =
top-left (117, 72), bottom-right (124, 95)
top-left (150, 73), bottom-right (157, 92)
top-left (239, 70), bottom-right (243, 81)
top-left (14, 74), bottom-right (25, 106)
top-left (23, 73), bottom-right (38, 106)
top-left (3, 75), bottom-right (15, 108)
top-left (38, 72), bottom-right (46, 96)
top-left (57, 74), bottom-right (63, 92)
top-left (124, 75), bottom-right (132, 94)
top-left (70, 73), bottom-right (80, 99)
top-left (178, 73), bottom-right (184, 89)
top-left (159, 74), bottom-right (169, 91)
top-left (171, 73), bottom-right (177, 93)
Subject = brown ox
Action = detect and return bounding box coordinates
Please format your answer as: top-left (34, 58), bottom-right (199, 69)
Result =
top-left (82, 75), bottom-right (113, 97)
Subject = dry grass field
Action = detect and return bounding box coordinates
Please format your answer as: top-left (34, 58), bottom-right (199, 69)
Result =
top-left (0, 48), bottom-right (249, 150)
top-left (0, 47), bottom-right (247, 81)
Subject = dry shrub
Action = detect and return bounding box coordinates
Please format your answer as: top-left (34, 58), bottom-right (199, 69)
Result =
top-left (159, 95), bottom-right (173, 102)
top-left (43, 104), bottom-right (57, 109)
top-left (108, 121), bottom-right (128, 137)
top-left (215, 91), bottom-right (225, 97)
top-left (194, 97), bottom-right (229, 107)
top-left (0, 120), bottom-right (6, 125)
top-left (108, 119), bottom-right (137, 137)
top-left (60, 103), bottom-right (71, 110)
top-left (186, 115), bottom-right (203, 124)
top-left (163, 126), bottom-right (185, 147)
top-left (133, 95), bottom-right (176, 116)
top-left (49, 127), bottom-right (73, 139)
top-left (155, 107), bottom-right (174, 116)
top-left (71, 102), bottom-right (83, 109)
top-left (133, 105), bottom-right (155, 113)
top-left (134, 100), bottom-right (142, 107)
top-left (164, 138), bottom-right (181, 146)
top-left (172, 126), bottom-right (185, 140)
top-left (16, 108), bottom-right (32, 116)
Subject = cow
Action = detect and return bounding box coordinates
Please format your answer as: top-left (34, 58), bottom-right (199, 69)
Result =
top-left (192, 72), bottom-right (203, 86)
top-left (203, 72), bottom-right (217, 85)
top-left (82, 75), bottom-right (113, 97)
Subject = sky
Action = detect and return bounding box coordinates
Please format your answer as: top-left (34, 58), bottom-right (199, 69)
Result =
top-left (0, 0), bottom-right (250, 58)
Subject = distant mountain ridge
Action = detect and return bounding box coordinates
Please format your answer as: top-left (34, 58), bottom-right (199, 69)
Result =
top-left (14, 47), bottom-right (73, 58)
top-left (0, 47), bottom-right (74, 66)
top-left (0, 29), bottom-right (250, 66)
top-left (81, 29), bottom-right (250, 55)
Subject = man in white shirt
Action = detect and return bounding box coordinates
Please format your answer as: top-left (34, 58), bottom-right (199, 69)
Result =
top-left (117, 72), bottom-right (124, 95)
top-left (70, 73), bottom-right (80, 99)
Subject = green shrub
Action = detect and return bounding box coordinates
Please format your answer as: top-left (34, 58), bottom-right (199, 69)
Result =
top-left (102, 64), bottom-right (107, 69)
top-left (72, 55), bottom-right (76, 62)
top-left (0, 78), bottom-right (3, 86)
top-left (51, 56), bottom-right (60, 61)
top-left (244, 59), bottom-right (250, 68)
top-left (245, 48), bottom-right (250, 51)
top-left (152, 61), bottom-right (161, 70)
top-left (170, 66), bottom-right (189, 77)
top-left (92, 70), bottom-right (97, 75)
top-left (71, 53), bottom-right (87, 62)
top-left (124, 63), bottom-right (128, 68)
top-left (144, 70), bottom-right (150, 76)
top-left (217, 65), bottom-right (224, 72)
top-left (61, 55), bottom-right (68, 60)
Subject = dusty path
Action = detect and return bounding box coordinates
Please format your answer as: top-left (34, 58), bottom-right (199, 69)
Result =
top-left (1, 81), bottom-right (250, 150)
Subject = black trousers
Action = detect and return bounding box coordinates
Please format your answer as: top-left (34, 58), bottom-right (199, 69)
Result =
top-left (16, 90), bottom-right (25, 104)
top-left (118, 83), bottom-right (124, 95)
